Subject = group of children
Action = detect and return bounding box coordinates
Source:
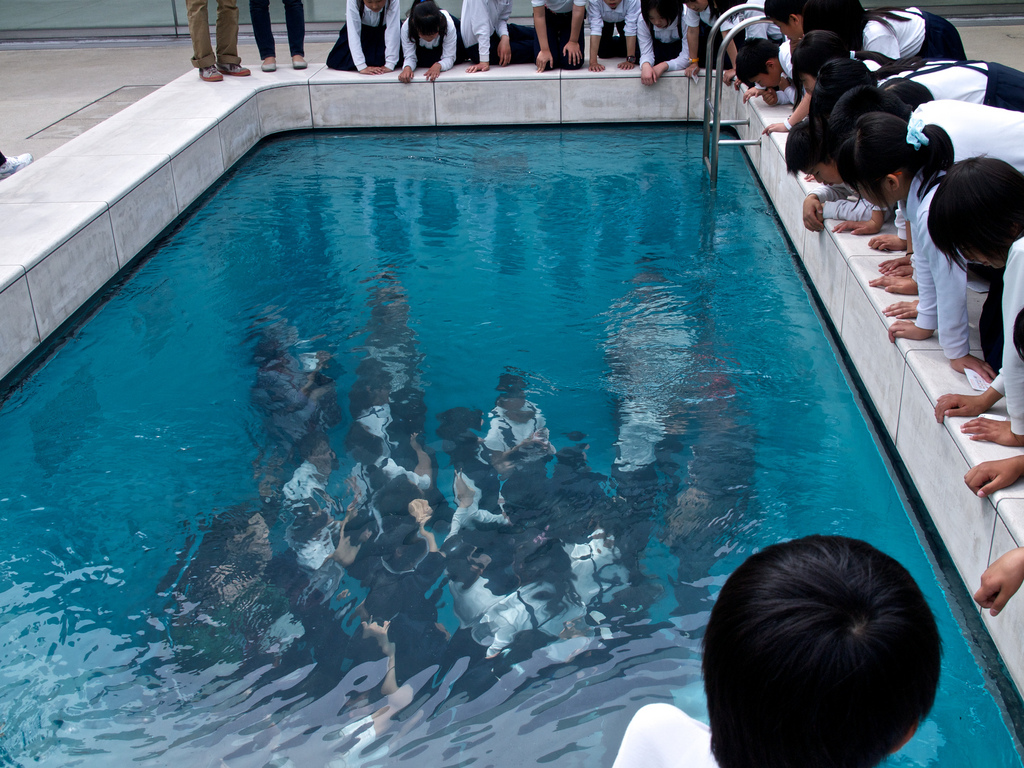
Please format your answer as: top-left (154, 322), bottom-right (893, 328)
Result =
top-left (324, 0), bottom-right (782, 79)
top-left (731, 0), bottom-right (1024, 638)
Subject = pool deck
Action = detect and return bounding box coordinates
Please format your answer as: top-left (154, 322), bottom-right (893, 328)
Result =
top-left (2, 23), bottom-right (1024, 704)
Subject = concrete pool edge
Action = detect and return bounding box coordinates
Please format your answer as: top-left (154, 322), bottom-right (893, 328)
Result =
top-left (0, 66), bottom-right (1022, 699)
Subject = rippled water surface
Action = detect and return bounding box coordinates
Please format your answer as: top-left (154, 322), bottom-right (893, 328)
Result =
top-left (0, 128), bottom-right (1020, 767)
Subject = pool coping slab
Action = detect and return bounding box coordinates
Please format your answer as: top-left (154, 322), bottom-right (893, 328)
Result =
top-left (2, 68), bottom-right (1023, 703)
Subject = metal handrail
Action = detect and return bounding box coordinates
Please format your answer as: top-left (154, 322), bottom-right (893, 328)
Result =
top-left (703, 15), bottom-right (767, 187)
top-left (701, 3), bottom-right (764, 160)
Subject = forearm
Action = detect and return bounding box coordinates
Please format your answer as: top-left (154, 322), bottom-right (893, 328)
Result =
top-left (626, 35), bottom-right (636, 58)
top-left (534, 7), bottom-right (550, 51)
top-left (686, 25), bottom-right (699, 61)
top-left (787, 91), bottom-right (810, 127)
top-left (570, 5), bottom-right (585, 42)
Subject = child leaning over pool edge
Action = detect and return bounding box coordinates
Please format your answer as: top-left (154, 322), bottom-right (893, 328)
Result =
top-left (613, 535), bottom-right (941, 768)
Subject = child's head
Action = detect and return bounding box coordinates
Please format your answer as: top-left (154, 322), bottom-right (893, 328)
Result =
top-left (763, 0), bottom-right (804, 41)
top-left (735, 39), bottom-right (783, 89)
top-left (929, 157), bottom-right (1024, 269)
top-left (363, 0), bottom-right (387, 13)
top-left (643, 0), bottom-right (682, 27)
top-left (826, 84), bottom-right (911, 165)
top-left (703, 535), bottom-right (941, 768)
top-left (834, 108), bottom-right (953, 207)
top-left (603, 0), bottom-right (623, 8)
top-left (408, 0), bottom-right (446, 42)
top-left (801, 0), bottom-right (866, 50)
top-left (784, 121), bottom-right (840, 183)
top-left (808, 57), bottom-right (875, 119)
top-left (791, 30), bottom-right (850, 94)
top-left (879, 78), bottom-right (934, 111)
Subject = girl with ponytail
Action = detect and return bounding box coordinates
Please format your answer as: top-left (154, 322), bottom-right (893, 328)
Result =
top-left (836, 101), bottom-right (1024, 382)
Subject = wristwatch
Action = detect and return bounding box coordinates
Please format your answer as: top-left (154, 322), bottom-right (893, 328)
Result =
top-left (626, 55), bottom-right (637, 63)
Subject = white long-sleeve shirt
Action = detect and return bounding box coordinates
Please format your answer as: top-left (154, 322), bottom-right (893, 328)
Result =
top-left (587, 0), bottom-right (641, 38)
top-left (401, 10), bottom-right (458, 71)
top-left (907, 101), bottom-right (1024, 358)
top-left (346, 0), bottom-right (401, 70)
top-left (861, 8), bottom-right (926, 59)
top-left (533, 0), bottom-right (586, 14)
top-left (460, 0), bottom-right (512, 60)
top-left (989, 238), bottom-right (1024, 434)
top-left (682, 1), bottom-right (774, 39)
top-left (637, 17), bottom-right (687, 69)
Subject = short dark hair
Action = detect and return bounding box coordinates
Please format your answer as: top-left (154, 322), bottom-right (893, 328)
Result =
top-left (802, 0), bottom-right (907, 51)
top-left (826, 84), bottom-right (913, 164)
top-left (641, 0), bottom-right (681, 24)
top-left (735, 39), bottom-right (780, 85)
top-left (784, 120), bottom-right (828, 175)
top-left (929, 157), bottom-right (1024, 268)
top-left (407, 0), bottom-right (447, 42)
top-left (703, 535), bottom-right (941, 768)
top-left (834, 109), bottom-right (953, 204)
top-left (763, 0), bottom-right (803, 23)
top-left (1014, 306), bottom-right (1024, 363)
top-left (809, 57), bottom-right (875, 119)
top-left (791, 29), bottom-right (849, 81)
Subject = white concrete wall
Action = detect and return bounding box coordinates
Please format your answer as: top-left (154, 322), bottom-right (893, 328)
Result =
top-left (0, 64), bottom-right (1020, 696)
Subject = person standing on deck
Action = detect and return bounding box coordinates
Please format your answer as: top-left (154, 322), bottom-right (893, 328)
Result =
top-left (186, 0), bottom-right (252, 81)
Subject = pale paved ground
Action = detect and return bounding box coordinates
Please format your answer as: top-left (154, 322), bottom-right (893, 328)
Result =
top-left (0, 23), bottom-right (1022, 163)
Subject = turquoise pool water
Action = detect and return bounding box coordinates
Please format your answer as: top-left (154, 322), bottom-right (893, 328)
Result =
top-left (0, 127), bottom-right (1019, 767)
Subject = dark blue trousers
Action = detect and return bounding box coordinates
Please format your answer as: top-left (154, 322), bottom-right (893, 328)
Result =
top-left (250, 0), bottom-right (305, 59)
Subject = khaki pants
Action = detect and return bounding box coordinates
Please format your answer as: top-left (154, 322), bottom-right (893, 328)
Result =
top-left (186, 0), bottom-right (241, 68)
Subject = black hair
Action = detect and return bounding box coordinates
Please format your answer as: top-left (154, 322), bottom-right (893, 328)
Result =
top-left (641, 0), bottom-right (681, 26)
top-left (808, 57), bottom-right (875, 119)
top-left (1015, 306), bottom-right (1024, 364)
top-left (879, 77), bottom-right (934, 110)
top-left (871, 55), bottom-right (928, 80)
top-left (791, 29), bottom-right (894, 85)
top-left (929, 157), bottom-right (1024, 269)
top-left (763, 0), bottom-right (803, 24)
top-left (784, 120), bottom-right (828, 175)
top-left (703, 535), bottom-right (941, 768)
top-left (735, 39), bottom-right (780, 86)
top-left (407, 0), bottom-right (447, 43)
top-left (826, 84), bottom-right (912, 160)
top-left (801, 0), bottom-right (909, 52)
top-left (834, 110), bottom-right (954, 205)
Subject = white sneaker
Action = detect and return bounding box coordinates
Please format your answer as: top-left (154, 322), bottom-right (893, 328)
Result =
top-left (0, 153), bottom-right (33, 180)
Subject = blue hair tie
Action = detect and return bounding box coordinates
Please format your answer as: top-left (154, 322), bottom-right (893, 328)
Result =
top-left (906, 115), bottom-right (930, 150)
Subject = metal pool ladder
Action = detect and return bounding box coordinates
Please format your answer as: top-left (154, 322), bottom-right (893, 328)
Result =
top-left (701, 5), bottom-right (768, 187)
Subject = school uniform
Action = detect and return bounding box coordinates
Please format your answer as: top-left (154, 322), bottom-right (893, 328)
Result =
top-left (989, 238), bottom-right (1024, 435)
top-left (682, 4), bottom-right (755, 68)
top-left (909, 101), bottom-right (1024, 364)
top-left (861, 8), bottom-right (965, 61)
top-left (326, 0), bottom-right (402, 71)
top-left (637, 15), bottom-right (686, 70)
top-left (533, 0), bottom-right (588, 70)
top-left (883, 60), bottom-right (1024, 114)
top-left (401, 10), bottom-right (467, 72)
top-left (587, 0), bottom-right (641, 59)
top-left (810, 182), bottom-right (881, 223)
top-left (612, 704), bottom-right (718, 768)
top-left (460, 0), bottom-right (537, 64)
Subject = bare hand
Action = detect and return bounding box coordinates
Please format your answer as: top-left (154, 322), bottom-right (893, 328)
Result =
top-left (466, 62), bottom-right (490, 73)
top-left (887, 320), bottom-right (932, 344)
top-left (763, 122), bottom-right (788, 134)
top-left (883, 299), bottom-right (918, 320)
top-left (742, 87), bottom-right (765, 103)
top-left (497, 35), bottom-right (512, 66)
top-left (563, 41), bottom-right (582, 66)
top-left (878, 254), bottom-right (912, 273)
top-left (869, 275), bottom-right (917, 295)
top-left (641, 62), bottom-right (657, 86)
top-left (951, 354), bottom-right (995, 383)
top-left (399, 66), bottom-right (414, 83)
top-left (536, 50), bottom-right (553, 72)
top-left (360, 66), bottom-right (386, 75)
top-left (966, 457), bottom-right (1024, 499)
top-left (618, 59), bottom-right (636, 70)
top-left (962, 417), bottom-right (1024, 446)
top-left (869, 234), bottom-right (908, 252)
top-left (975, 547), bottom-right (1024, 615)
top-left (590, 60), bottom-right (605, 72)
top-left (408, 498), bottom-right (433, 525)
top-left (934, 392), bottom-right (988, 423)
top-left (833, 218), bottom-right (881, 236)
top-left (802, 196), bottom-right (824, 232)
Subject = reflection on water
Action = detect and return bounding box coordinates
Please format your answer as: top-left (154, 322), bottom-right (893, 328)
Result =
top-left (0, 129), bottom-right (1019, 768)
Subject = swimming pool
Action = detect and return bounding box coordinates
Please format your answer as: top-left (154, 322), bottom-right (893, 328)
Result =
top-left (0, 126), bottom-right (1019, 766)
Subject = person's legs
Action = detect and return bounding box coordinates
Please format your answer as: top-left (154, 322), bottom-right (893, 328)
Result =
top-left (283, 0), bottom-right (306, 58)
top-left (215, 0), bottom-right (242, 66)
top-left (326, 26), bottom-right (355, 70)
top-left (554, 10), bottom-right (584, 70)
top-left (186, 0), bottom-right (216, 69)
top-left (597, 21), bottom-right (626, 58)
top-left (250, 0), bottom-right (276, 60)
